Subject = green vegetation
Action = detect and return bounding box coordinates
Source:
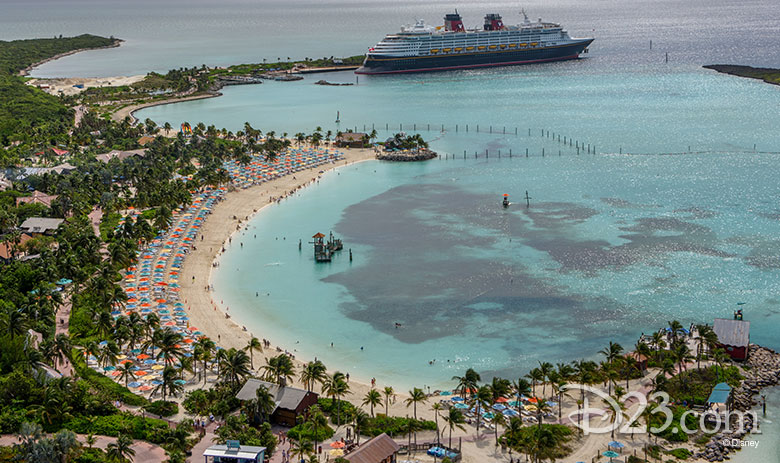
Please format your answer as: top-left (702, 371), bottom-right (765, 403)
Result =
top-left (657, 365), bottom-right (742, 406)
top-left (502, 422), bottom-right (574, 462)
top-left (704, 64), bottom-right (780, 85)
top-left (665, 447), bottom-right (692, 459)
top-left (0, 35), bottom-right (116, 160)
top-left (214, 415), bottom-right (277, 456)
top-left (287, 421), bottom-right (335, 442)
top-left (145, 400), bottom-right (179, 417)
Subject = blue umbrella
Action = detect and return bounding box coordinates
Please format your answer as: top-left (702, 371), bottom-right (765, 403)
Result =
top-left (128, 382), bottom-right (142, 388)
top-left (174, 379), bottom-right (187, 385)
top-left (492, 403), bottom-right (507, 411)
top-left (178, 316), bottom-right (189, 321)
top-left (546, 401), bottom-right (557, 407)
top-left (603, 450), bottom-right (620, 461)
top-left (56, 278), bottom-right (73, 285)
top-left (451, 396), bottom-right (464, 402)
top-left (103, 366), bottom-right (116, 371)
top-left (454, 403), bottom-right (469, 409)
top-left (131, 349), bottom-right (142, 354)
top-left (439, 390), bottom-right (452, 396)
top-left (98, 341), bottom-right (108, 346)
top-left (483, 412), bottom-right (495, 419)
top-left (144, 359), bottom-right (157, 364)
top-left (608, 441), bottom-right (625, 449)
top-left (151, 380), bottom-right (163, 385)
top-left (503, 409), bottom-right (519, 417)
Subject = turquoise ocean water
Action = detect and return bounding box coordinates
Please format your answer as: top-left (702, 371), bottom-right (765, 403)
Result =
top-left (6, 1), bottom-right (780, 459)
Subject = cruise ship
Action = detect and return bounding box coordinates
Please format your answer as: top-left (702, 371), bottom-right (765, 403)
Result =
top-left (355, 11), bottom-right (593, 75)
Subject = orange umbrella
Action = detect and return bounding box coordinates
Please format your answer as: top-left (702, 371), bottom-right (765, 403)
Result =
top-left (119, 359), bottom-right (133, 365)
top-left (137, 354), bottom-right (150, 360)
top-left (329, 441), bottom-right (345, 449)
top-left (135, 370), bottom-right (148, 376)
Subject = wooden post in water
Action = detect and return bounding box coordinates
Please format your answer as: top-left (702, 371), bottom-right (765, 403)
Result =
top-left (503, 126), bottom-right (506, 134)
top-left (490, 125), bottom-right (492, 133)
top-left (400, 123), bottom-right (402, 131)
top-left (413, 123), bottom-right (416, 130)
top-left (509, 149), bottom-right (512, 157)
top-left (428, 124), bottom-right (430, 131)
top-left (386, 123), bottom-right (388, 130)
top-left (515, 127), bottom-right (518, 135)
top-left (498, 150), bottom-right (501, 158)
top-left (464, 150), bottom-right (466, 159)
top-left (525, 190), bottom-right (531, 208)
top-left (466, 124), bottom-right (469, 132)
top-left (542, 148), bottom-right (544, 157)
top-left (455, 124), bottom-right (458, 132)
top-left (526, 148), bottom-right (528, 157)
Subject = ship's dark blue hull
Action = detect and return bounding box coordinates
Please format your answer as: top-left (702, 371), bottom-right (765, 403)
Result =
top-left (356, 39), bottom-right (593, 75)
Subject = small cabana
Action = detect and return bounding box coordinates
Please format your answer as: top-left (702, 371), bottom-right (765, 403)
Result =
top-left (706, 382), bottom-right (732, 416)
top-left (202, 441), bottom-right (265, 463)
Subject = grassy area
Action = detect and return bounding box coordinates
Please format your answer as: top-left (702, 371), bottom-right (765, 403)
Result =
top-left (704, 64), bottom-right (780, 85)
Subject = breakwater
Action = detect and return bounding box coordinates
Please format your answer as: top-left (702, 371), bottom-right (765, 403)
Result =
top-left (376, 149), bottom-right (437, 161)
top-left (693, 345), bottom-right (780, 462)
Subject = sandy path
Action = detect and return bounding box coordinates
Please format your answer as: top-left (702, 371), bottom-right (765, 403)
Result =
top-left (0, 433), bottom-right (166, 463)
top-left (112, 92), bottom-right (219, 123)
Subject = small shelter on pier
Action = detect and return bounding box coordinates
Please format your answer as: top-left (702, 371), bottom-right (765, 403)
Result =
top-left (712, 318), bottom-right (750, 361)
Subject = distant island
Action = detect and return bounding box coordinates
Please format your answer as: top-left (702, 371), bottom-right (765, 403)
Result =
top-left (704, 64), bottom-right (780, 86)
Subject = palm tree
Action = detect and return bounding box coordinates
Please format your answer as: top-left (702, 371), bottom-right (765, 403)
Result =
top-left (322, 372), bottom-right (350, 426)
top-left (194, 337), bottom-right (215, 385)
top-left (243, 337), bottom-right (263, 370)
top-left (599, 341), bottom-right (624, 365)
top-left (155, 328), bottom-right (184, 365)
top-left (405, 387), bottom-right (428, 421)
top-left (106, 434), bottom-right (135, 462)
top-left (605, 386), bottom-right (628, 439)
top-left (261, 354), bottom-right (295, 386)
top-left (537, 361), bottom-right (554, 397)
top-left (695, 324), bottom-right (718, 369)
top-left (668, 320), bottom-right (685, 343)
top-left (431, 402), bottom-right (444, 444)
top-left (442, 407), bottom-right (466, 448)
top-left (474, 385), bottom-right (492, 435)
top-left (153, 366), bottom-right (183, 402)
top-left (51, 333), bottom-right (72, 370)
top-left (299, 360), bottom-right (327, 392)
top-left (290, 437), bottom-right (312, 462)
top-left (452, 368), bottom-right (480, 398)
top-left (219, 348), bottom-right (252, 386)
top-left (671, 341), bottom-right (694, 373)
top-left (352, 409), bottom-right (370, 445)
top-left (362, 389), bottom-right (382, 417)
top-left (98, 341), bottom-right (120, 368)
top-left (306, 405), bottom-right (329, 452)
top-left (489, 410), bottom-right (506, 446)
top-left (117, 362), bottom-right (137, 388)
top-left (512, 378), bottom-right (532, 414)
top-left (383, 386), bottom-right (396, 415)
top-left (526, 368), bottom-right (544, 397)
top-left (252, 385), bottom-right (276, 423)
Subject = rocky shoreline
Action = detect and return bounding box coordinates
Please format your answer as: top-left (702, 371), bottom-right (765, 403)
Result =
top-left (376, 149), bottom-right (437, 162)
top-left (693, 345), bottom-right (780, 462)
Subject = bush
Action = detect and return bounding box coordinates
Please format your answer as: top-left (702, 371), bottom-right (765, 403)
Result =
top-left (64, 413), bottom-right (170, 444)
top-left (650, 406), bottom-right (697, 443)
top-left (666, 447), bottom-right (692, 459)
top-left (317, 398), bottom-right (357, 423)
top-left (0, 407), bottom-right (26, 433)
top-left (287, 422), bottom-right (334, 442)
top-left (145, 400), bottom-right (178, 417)
top-left (71, 349), bottom-right (146, 406)
top-left (362, 414), bottom-right (437, 437)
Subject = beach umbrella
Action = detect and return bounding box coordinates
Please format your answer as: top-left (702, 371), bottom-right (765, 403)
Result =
top-left (492, 403), bottom-right (507, 411)
top-left (151, 380), bottom-right (163, 385)
top-left (329, 442), bottom-right (345, 449)
top-left (144, 359), bottom-right (157, 364)
top-left (137, 354), bottom-right (151, 360)
top-left (128, 382), bottom-right (142, 388)
top-left (483, 412), bottom-right (495, 419)
top-left (495, 397), bottom-right (509, 403)
top-left (439, 390), bottom-right (452, 396)
top-left (329, 449), bottom-right (344, 457)
top-left (135, 370), bottom-right (148, 376)
top-left (454, 403), bottom-right (469, 409)
top-left (603, 450), bottom-right (620, 462)
top-left (608, 441), bottom-right (625, 449)
top-left (103, 366), bottom-right (116, 371)
top-left (502, 409), bottom-right (519, 417)
top-left (451, 396), bottom-right (464, 402)
top-left (152, 365), bottom-right (164, 370)
top-left (138, 385), bottom-right (152, 391)
top-left (174, 379), bottom-right (186, 385)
